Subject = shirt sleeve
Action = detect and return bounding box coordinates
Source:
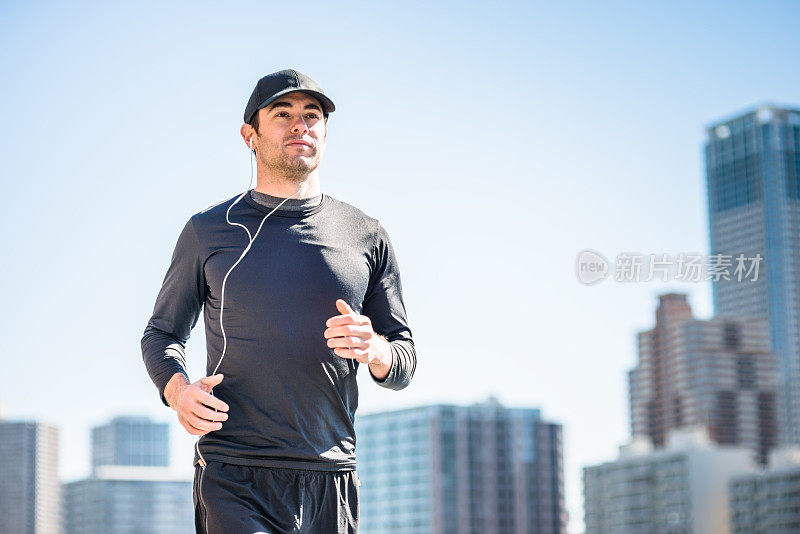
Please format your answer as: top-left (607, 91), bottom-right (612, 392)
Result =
top-left (140, 217), bottom-right (206, 406)
top-left (361, 220), bottom-right (416, 391)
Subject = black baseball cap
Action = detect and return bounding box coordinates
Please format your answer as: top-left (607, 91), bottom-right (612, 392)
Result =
top-left (243, 69), bottom-right (335, 125)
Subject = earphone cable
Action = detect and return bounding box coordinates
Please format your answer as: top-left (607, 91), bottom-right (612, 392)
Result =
top-left (195, 147), bottom-right (308, 468)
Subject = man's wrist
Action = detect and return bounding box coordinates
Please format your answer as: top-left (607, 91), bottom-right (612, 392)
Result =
top-left (164, 372), bottom-right (190, 410)
top-left (369, 336), bottom-right (393, 380)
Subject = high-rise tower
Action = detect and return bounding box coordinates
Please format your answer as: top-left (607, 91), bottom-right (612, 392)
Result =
top-left (705, 105), bottom-right (800, 444)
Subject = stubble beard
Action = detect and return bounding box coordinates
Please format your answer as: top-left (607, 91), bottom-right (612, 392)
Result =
top-left (259, 140), bottom-right (322, 183)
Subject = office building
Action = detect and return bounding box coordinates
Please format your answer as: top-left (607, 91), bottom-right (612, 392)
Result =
top-left (91, 415), bottom-right (169, 471)
top-left (628, 293), bottom-right (780, 464)
top-left (705, 105), bottom-right (800, 443)
top-left (63, 416), bottom-right (192, 534)
top-left (355, 398), bottom-right (566, 534)
top-left (0, 420), bottom-right (60, 534)
top-left (583, 428), bottom-right (754, 534)
top-left (64, 466), bottom-right (193, 534)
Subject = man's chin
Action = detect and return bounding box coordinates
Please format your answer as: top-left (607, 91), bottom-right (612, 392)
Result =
top-left (289, 155), bottom-right (320, 169)
top-left (261, 154), bottom-right (320, 177)
top-left (281, 160), bottom-right (320, 178)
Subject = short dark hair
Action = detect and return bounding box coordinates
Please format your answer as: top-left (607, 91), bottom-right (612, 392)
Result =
top-left (248, 107), bottom-right (328, 135)
top-left (249, 113), bottom-right (261, 135)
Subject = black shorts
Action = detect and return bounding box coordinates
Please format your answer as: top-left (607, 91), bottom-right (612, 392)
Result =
top-left (193, 462), bottom-right (360, 534)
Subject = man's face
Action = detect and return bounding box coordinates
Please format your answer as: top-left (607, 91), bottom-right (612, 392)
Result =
top-left (251, 91), bottom-right (327, 181)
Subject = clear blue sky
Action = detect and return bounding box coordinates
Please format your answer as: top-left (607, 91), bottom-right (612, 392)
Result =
top-left (1, 1), bottom-right (798, 531)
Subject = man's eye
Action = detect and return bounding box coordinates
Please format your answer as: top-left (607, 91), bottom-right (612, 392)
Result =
top-left (306, 114), bottom-right (320, 120)
top-left (276, 112), bottom-right (289, 117)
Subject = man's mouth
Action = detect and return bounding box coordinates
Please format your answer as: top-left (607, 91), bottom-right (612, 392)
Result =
top-left (286, 139), bottom-right (313, 148)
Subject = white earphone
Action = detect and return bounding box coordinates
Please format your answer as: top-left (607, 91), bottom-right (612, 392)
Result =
top-left (195, 134), bottom-right (306, 470)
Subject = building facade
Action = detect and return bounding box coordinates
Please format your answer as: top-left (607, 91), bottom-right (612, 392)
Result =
top-left (728, 447), bottom-right (800, 533)
top-left (0, 420), bottom-right (60, 534)
top-left (705, 105), bottom-right (800, 444)
top-left (628, 293), bottom-right (780, 464)
top-left (64, 466), bottom-right (193, 534)
top-left (91, 416), bottom-right (169, 470)
top-left (355, 399), bottom-right (566, 534)
top-left (63, 416), bottom-right (192, 534)
top-left (583, 428), bottom-right (754, 534)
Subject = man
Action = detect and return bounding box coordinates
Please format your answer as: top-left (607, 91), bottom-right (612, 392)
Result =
top-left (141, 69), bottom-right (416, 533)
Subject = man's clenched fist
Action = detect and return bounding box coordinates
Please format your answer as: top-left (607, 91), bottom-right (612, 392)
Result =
top-left (164, 373), bottom-right (229, 436)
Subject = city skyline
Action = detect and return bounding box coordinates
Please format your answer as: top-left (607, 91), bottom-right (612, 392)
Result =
top-left (2, 2), bottom-right (799, 532)
top-left (582, 101), bottom-right (800, 532)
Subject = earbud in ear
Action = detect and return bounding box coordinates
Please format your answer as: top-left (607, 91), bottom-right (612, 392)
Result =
top-left (249, 138), bottom-right (254, 149)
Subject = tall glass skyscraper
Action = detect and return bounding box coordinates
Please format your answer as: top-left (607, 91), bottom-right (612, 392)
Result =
top-left (705, 105), bottom-right (800, 444)
top-left (355, 399), bottom-right (566, 534)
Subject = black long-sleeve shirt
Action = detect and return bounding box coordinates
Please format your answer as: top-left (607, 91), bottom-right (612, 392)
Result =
top-left (141, 191), bottom-right (416, 471)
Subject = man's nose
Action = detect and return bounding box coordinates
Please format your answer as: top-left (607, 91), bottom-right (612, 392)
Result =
top-left (290, 116), bottom-right (309, 134)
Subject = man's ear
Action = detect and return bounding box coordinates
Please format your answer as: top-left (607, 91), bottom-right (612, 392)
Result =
top-left (240, 123), bottom-right (254, 144)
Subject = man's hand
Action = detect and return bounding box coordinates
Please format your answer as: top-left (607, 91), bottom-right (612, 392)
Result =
top-left (324, 299), bottom-right (393, 380)
top-left (164, 372), bottom-right (229, 436)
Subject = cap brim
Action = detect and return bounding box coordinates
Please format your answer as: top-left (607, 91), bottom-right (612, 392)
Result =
top-left (248, 88), bottom-right (335, 124)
